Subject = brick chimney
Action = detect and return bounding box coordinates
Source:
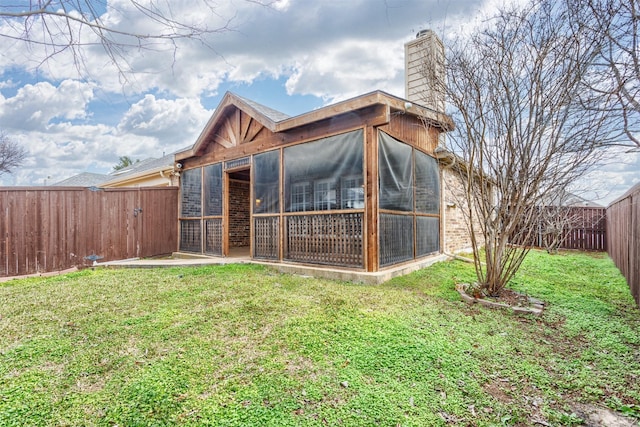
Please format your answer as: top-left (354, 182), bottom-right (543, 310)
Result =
top-left (404, 29), bottom-right (445, 113)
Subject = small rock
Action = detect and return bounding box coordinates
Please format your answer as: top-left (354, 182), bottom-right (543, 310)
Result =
top-left (340, 381), bottom-right (349, 388)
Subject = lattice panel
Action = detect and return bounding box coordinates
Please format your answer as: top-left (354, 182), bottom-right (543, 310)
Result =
top-left (204, 219), bottom-right (223, 255)
top-left (285, 213), bottom-right (363, 267)
top-left (379, 214), bottom-right (414, 267)
top-left (179, 220), bottom-right (202, 253)
top-left (254, 216), bottom-right (279, 259)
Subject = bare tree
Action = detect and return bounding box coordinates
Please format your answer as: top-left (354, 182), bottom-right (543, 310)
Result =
top-left (536, 206), bottom-right (581, 254)
top-left (569, 0), bottom-right (639, 147)
top-left (0, 1), bottom-right (270, 79)
top-left (437, 0), bottom-right (617, 296)
top-left (0, 133), bottom-right (27, 176)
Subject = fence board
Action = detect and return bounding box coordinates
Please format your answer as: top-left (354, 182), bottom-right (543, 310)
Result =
top-left (607, 184), bottom-right (639, 307)
top-left (0, 187), bottom-right (178, 277)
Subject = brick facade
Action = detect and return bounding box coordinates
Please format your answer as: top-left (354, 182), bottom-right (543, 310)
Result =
top-left (441, 167), bottom-right (482, 254)
top-left (229, 180), bottom-right (250, 247)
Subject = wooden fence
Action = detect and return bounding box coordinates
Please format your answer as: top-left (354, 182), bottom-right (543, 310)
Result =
top-left (0, 187), bottom-right (178, 277)
top-left (536, 207), bottom-right (607, 251)
top-left (515, 206), bottom-right (607, 251)
top-left (607, 184), bottom-right (640, 307)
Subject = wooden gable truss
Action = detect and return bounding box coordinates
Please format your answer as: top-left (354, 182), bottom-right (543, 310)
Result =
top-left (212, 109), bottom-right (268, 150)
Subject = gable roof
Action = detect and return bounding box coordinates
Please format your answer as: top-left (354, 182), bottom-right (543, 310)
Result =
top-left (176, 90), bottom-right (454, 161)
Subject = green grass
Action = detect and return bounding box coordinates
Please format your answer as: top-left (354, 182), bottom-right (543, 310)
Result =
top-left (0, 250), bottom-right (638, 426)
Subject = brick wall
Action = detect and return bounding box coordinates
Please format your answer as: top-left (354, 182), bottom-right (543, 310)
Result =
top-left (441, 168), bottom-right (483, 253)
top-left (229, 180), bottom-right (250, 247)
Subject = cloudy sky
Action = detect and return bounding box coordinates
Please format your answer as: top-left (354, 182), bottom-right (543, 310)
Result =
top-left (0, 0), bottom-right (638, 205)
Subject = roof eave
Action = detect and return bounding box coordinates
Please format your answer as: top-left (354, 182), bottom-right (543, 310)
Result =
top-left (100, 165), bottom-right (174, 187)
top-left (274, 90), bottom-right (454, 132)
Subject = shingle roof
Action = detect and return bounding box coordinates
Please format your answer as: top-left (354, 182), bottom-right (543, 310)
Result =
top-left (234, 94), bottom-right (291, 123)
top-left (52, 172), bottom-right (111, 187)
top-left (108, 153), bottom-right (175, 179)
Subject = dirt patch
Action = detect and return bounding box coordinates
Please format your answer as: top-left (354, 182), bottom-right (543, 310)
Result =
top-left (483, 379), bottom-right (513, 404)
top-left (483, 379), bottom-right (551, 426)
top-left (488, 288), bottom-right (531, 306)
top-left (456, 284), bottom-right (545, 316)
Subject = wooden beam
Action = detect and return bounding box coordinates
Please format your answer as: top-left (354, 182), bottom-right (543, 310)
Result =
top-left (365, 125), bottom-right (379, 272)
top-left (214, 134), bottom-right (234, 149)
top-left (240, 113), bottom-right (252, 142)
top-left (279, 148), bottom-right (285, 262)
top-left (222, 171), bottom-right (230, 256)
top-left (234, 109), bottom-right (241, 144)
top-left (243, 119), bottom-right (264, 144)
top-left (225, 117), bottom-right (237, 147)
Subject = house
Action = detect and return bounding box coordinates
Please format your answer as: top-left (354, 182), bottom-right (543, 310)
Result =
top-left (52, 152), bottom-right (179, 188)
top-left (100, 152), bottom-right (179, 188)
top-left (175, 30), bottom-right (472, 274)
top-left (539, 188), bottom-right (604, 208)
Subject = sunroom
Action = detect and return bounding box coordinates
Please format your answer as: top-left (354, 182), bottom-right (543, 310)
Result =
top-left (175, 90), bottom-right (453, 273)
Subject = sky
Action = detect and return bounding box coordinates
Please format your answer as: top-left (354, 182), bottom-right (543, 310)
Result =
top-left (0, 0), bottom-right (638, 205)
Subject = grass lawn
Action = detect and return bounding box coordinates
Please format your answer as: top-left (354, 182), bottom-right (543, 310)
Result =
top-left (0, 250), bottom-right (639, 426)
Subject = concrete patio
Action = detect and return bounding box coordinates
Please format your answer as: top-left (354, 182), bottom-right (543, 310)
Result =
top-left (97, 250), bottom-right (449, 285)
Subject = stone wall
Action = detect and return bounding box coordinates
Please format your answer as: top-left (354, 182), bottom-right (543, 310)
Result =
top-left (229, 180), bottom-right (250, 247)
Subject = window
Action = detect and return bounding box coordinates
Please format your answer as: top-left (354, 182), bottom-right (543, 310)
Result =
top-left (341, 175), bottom-right (364, 209)
top-left (284, 130), bottom-right (364, 213)
top-left (253, 151), bottom-right (280, 214)
top-left (314, 179), bottom-right (336, 211)
top-left (379, 132), bottom-right (414, 211)
top-left (290, 181), bottom-right (311, 212)
top-left (203, 163), bottom-right (223, 216)
top-left (180, 167), bottom-right (202, 217)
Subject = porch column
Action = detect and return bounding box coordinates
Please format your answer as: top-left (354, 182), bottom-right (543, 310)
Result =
top-left (365, 126), bottom-right (379, 272)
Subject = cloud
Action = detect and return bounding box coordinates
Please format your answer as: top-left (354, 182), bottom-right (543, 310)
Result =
top-left (0, 80), bottom-right (94, 131)
top-left (116, 95), bottom-right (211, 146)
top-left (2, 0), bottom-right (479, 100)
top-left (0, 0), bottom-right (637, 199)
top-left (580, 147), bottom-right (640, 205)
top-left (0, 80), bottom-right (211, 186)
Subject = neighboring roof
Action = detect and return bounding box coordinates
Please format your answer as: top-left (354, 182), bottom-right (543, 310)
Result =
top-left (108, 153), bottom-right (175, 178)
top-left (53, 150), bottom-right (184, 188)
top-left (101, 151), bottom-right (179, 187)
top-left (540, 189), bottom-right (604, 208)
top-left (52, 172), bottom-right (111, 187)
top-left (177, 90), bottom-right (455, 161)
